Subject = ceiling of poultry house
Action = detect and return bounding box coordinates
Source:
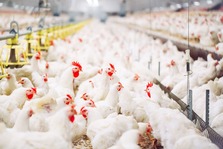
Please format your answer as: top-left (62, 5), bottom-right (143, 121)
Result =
top-left (0, 0), bottom-right (222, 14)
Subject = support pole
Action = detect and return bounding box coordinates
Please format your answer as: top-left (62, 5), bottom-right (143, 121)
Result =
top-left (186, 49), bottom-right (192, 119)
top-left (188, 89), bottom-right (193, 120)
top-left (148, 56), bottom-right (152, 70)
top-left (206, 90), bottom-right (210, 126)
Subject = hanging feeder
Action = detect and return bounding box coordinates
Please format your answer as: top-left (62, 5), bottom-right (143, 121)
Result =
top-left (23, 26), bottom-right (40, 58)
top-left (36, 17), bottom-right (50, 51)
top-left (1, 21), bottom-right (28, 68)
top-left (0, 49), bottom-right (7, 79)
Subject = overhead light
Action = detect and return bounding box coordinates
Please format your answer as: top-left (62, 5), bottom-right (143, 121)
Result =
top-left (93, 0), bottom-right (99, 7)
top-left (176, 4), bottom-right (182, 9)
top-left (86, 0), bottom-right (93, 6)
top-left (14, 4), bottom-right (19, 9)
top-left (0, 2), bottom-right (3, 7)
top-left (207, 0), bottom-right (213, 4)
top-left (193, 1), bottom-right (200, 6)
top-left (86, 0), bottom-right (99, 7)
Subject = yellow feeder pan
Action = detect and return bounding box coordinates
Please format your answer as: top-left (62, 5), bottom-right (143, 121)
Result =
top-left (1, 44), bottom-right (28, 68)
top-left (23, 32), bottom-right (40, 58)
top-left (0, 50), bottom-right (7, 79)
top-left (26, 39), bottom-right (40, 57)
top-left (36, 30), bottom-right (50, 51)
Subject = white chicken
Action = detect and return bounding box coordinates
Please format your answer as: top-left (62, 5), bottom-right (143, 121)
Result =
top-left (95, 82), bottom-right (123, 118)
top-left (70, 114), bottom-right (87, 141)
top-left (173, 134), bottom-right (218, 149)
top-left (18, 77), bottom-right (34, 88)
top-left (47, 62), bottom-right (82, 99)
top-left (87, 114), bottom-right (138, 149)
top-left (108, 129), bottom-right (141, 149)
top-left (0, 87), bottom-right (36, 109)
top-left (0, 122), bottom-right (71, 149)
top-left (145, 106), bottom-right (217, 149)
top-left (211, 113), bottom-right (223, 137)
top-left (12, 108), bottom-right (34, 131)
top-left (80, 106), bottom-right (103, 126)
top-left (77, 63), bottom-right (117, 102)
top-left (43, 60), bottom-right (68, 77)
top-left (1, 73), bottom-right (21, 95)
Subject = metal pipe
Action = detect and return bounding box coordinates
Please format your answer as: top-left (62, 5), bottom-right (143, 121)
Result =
top-left (153, 78), bottom-right (188, 111)
top-left (0, 21), bottom-right (77, 41)
top-left (19, 30), bottom-right (32, 36)
top-left (0, 34), bottom-right (16, 41)
top-left (122, 23), bottom-right (223, 61)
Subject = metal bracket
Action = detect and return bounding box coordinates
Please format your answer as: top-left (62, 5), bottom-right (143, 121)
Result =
top-left (38, 17), bottom-right (45, 28)
top-left (10, 20), bottom-right (19, 35)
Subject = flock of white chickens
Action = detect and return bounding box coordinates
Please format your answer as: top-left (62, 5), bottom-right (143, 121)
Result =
top-left (113, 11), bottom-right (223, 54)
top-left (0, 19), bottom-right (222, 149)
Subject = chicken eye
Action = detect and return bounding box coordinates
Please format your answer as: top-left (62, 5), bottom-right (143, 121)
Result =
top-left (27, 89), bottom-right (32, 93)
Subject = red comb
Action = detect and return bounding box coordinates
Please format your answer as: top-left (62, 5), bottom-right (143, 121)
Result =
top-left (72, 61), bottom-right (82, 71)
top-left (80, 106), bottom-right (86, 112)
top-left (147, 91), bottom-right (151, 98)
top-left (146, 82), bottom-right (153, 88)
top-left (45, 61), bottom-right (49, 69)
top-left (170, 60), bottom-right (175, 66)
top-left (146, 123), bottom-right (153, 134)
top-left (31, 87), bottom-right (37, 94)
top-left (78, 38), bottom-right (83, 43)
top-left (66, 94), bottom-right (72, 100)
top-left (35, 52), bottom-right (41, 60)
top-left (81, 93), bottom-right (87, 99)
top-left (37, 52), bottom-right (41, 57)
top-left (109, 63), bottom-right (115, 70)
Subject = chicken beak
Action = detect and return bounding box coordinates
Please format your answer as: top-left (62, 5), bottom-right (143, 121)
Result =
top-left (70, 99), bottom-right (74, 104)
